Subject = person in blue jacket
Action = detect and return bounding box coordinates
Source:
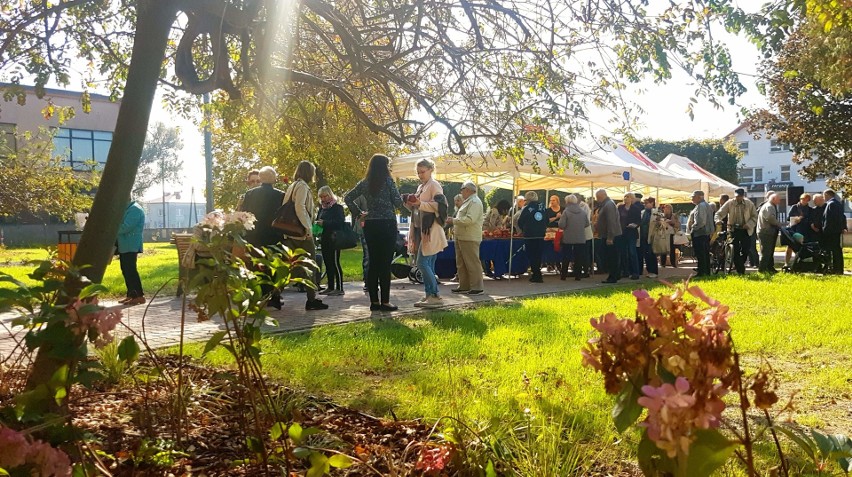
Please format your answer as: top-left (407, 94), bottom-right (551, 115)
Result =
top-left (518, 191), bottom-right (548, 283)
top-left (117, 199), bottom-right (146, 305)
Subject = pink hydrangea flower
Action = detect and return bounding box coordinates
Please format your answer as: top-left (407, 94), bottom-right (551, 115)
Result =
top-left (26, 440), bottom-right (72, 476)
top-left (0, 427), bottom-right (71, 476)
top-left (638, 377), bottom-right (697, 457)
top-left (0, 426), bottom-right (29, 469)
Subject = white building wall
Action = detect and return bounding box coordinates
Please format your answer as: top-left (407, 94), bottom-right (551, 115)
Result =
top-left (731, 127), bottom-right (829, 201)
top-left (0, 85), bottom-right (120, 145)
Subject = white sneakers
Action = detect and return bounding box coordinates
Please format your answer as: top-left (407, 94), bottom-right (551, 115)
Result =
top-left (414, 295), bottom-right (443, 308)
top-left (647, 273), bottom-right (658, 278)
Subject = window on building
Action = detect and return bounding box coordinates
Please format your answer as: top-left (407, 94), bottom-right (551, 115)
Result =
top-left (53, 128), bottom-right (113, 170)
top-left (739, 167), bottom-right (763, 183)
top-left (0, 123), bottom-right (16, 159)
top-left (780, 165), bottom-right (791, 182)
top-left (770, 140), bottom-right (791, 153)
top-left (737, 141), bottom-right (749, 154)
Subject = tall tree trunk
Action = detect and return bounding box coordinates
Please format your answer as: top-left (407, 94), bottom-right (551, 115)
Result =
top-left (25, 0), bottom-right (178, 406)
top-left (73, 1), bottom-right (177, 280)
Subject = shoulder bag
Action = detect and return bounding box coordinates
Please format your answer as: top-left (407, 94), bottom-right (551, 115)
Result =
top-left (332, 224), bottom-right (359, 250)
top-left (271, 182), bottom-right (307, 236)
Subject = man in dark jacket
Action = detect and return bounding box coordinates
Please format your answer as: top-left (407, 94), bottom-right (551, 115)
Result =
top-left (238, 166), bottom-right (286, 307)
top-left (617, 193), bottom-right (642, 279)
top-left (786, 193), bottom-right (812, 266)
top-left (594, 189), bottom-right (622, 284)
top-left (518, 191), bottom-right (548, 282)
top-left (822, 189), bottom-right (847, 274)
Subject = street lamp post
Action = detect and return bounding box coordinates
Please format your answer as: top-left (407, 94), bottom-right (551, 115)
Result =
top-left (203, 92), bottom-right (213, 213)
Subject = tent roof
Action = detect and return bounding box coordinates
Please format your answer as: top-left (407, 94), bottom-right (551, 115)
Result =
top-left (658, 153), bottom-right (738, 197)
top-left (391, 146), bottom-right (703, 203)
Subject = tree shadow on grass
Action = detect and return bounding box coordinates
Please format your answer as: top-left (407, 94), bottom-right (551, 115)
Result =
top-left (421, 309), bottom-right (489, 338)
top-left (365, 317), bottom-right (427, 347)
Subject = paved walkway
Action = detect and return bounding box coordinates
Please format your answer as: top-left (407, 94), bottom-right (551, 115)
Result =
top-left (1, 250), bottom-right (846, 360)
top-left (0, 265), bottom-right (697, 360)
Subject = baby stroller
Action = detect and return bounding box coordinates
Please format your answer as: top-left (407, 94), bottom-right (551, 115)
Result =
top-left (390, 232), bottom-right (419, 281)
top-left (781, 227), bottom-right (831, 274)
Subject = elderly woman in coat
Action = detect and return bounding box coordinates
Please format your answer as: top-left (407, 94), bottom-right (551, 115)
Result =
top-left (558, 195), bottom-right (591, 280)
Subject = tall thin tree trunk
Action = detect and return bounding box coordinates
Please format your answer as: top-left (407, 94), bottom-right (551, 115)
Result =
top-left (25, 0), bottom-right (178, 404)
top-left (73, 1), bottom-right (177, 281)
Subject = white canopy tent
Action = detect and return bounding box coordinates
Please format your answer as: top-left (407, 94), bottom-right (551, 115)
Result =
top-left (658, 153), bottom-right (738, 198)
top-left (390, 146), bottom-right (705, 280)
top-left (391, 146), bottom-right (703, 203)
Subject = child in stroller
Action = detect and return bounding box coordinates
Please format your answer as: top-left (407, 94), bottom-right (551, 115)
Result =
top-left (781, 228), bottom-right (831, 273)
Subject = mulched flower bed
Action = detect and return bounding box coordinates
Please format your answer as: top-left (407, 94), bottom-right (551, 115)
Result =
top-left (1, 355), bottom-right (444, 476)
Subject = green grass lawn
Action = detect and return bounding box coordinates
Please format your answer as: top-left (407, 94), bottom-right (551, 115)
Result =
top-left (0, 243), bottom-right (365, 297)
top-left (191, 273), bottom-right (851, 475)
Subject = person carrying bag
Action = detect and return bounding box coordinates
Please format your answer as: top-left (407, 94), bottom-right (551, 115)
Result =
top-left (281, 161), bottom-right (328, 311)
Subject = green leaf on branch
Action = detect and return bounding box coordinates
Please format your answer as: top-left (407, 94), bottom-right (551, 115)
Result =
top-left (202, 331), bottom-right (227, 356)
top-left (685, 429), bottom-right (738, 477)
top-left (117, 336), bottom-right (140, 364)
top-left (638, 430), bottom-right (675, 476)
top-left (308, 452), bottom-right (330, 477)
top-left (289, 422), bottom-right (304, 443)
top-left (293, 447), bottom-right (312, 459)
top-left (485, 459), bottom-right (497, 477)
top-left (245, 436), bottom-right (264, 455)
top-left (78, 283), bottom-right (108, 300)
top-left (656, 361), bottom-right (676, 384)
top-left (54, 386), bottom-right (67, 405)
top-left (612, 379), bottom-right (643, 433)
top-left (269, 422), bottom-right (286, 441)
top-left (328, 454), bottom-right (353, 468)
top-left (775, 424), bottom-right (817, 462)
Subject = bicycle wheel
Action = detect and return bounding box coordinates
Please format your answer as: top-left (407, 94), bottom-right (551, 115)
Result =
top-left (724, 243), bottom-right (735, 274)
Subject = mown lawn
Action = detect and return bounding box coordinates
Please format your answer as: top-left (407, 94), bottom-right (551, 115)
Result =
top-left (0, 243), bottom-right (365, 297)
top-left (192, 273), bottom-right (851, 475)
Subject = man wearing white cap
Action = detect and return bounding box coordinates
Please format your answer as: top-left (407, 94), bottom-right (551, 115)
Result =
top-left (714, 187), bottom-right (757, 274)
top-left (446, 181), bottom-right (485, 294)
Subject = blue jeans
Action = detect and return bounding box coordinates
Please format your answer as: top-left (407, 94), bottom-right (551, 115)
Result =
top-left (417, 249), bottom-right (439, 296)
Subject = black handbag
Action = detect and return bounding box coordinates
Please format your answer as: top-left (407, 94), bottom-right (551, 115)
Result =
top-left (271, 183), bottom-right (307, 236)
top-left (331, 225), bottom-right (359, 250)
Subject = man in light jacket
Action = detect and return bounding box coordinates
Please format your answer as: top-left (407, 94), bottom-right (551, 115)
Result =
top-left (756, 192), bottom-right (782, 274)
top-left (714, 187), bottom-right (757, 274)
top-left (446, 181), bottom-right (485, 294)
top-left (594, 189), bottom-right (622, 284)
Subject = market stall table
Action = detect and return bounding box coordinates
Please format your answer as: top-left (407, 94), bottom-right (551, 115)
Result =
top-left (435, 238), bottom-right (562, 279)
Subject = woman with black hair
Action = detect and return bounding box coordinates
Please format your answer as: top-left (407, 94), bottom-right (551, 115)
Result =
top-left (344, 154), bottom-right (404, 311)
top-left (484, 199), bottom-right (511, 231)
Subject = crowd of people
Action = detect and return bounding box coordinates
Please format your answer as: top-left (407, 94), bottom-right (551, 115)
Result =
top-left (224, 155), bottom-right (847, 314)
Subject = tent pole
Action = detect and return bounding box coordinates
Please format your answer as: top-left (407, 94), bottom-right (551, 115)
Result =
top-left (509, 177), bottom-right (518, 282)
top-left (590, 182), bottom-right (595, 273)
